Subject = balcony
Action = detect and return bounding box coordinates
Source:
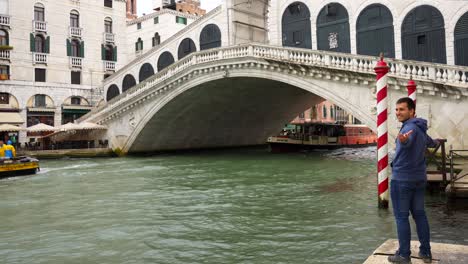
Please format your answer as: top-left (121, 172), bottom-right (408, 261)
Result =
top-left (69, 27), bottom-right (82, 38)
top-left (103, 60), bottom-right (115, 71)
top-left (0, 15), bottom-right (10, 27)
top-left (33, 20), bottom-right (47, 32)
top-left (0, 50), bottom-right (10, 60)
top-left (33, 52), bottom-right (48, 64)
top-left (70, 57), bottom-right (82, 68)
top-left (103, 32), bottom-right (115, 43)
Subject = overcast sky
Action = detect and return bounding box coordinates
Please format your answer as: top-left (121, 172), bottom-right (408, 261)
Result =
top-left (137, 0), bottom-right (223, 16)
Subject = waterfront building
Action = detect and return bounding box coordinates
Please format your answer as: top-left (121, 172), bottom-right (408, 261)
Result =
top-left (0, 0), bottom-right (203, 145)
top-left (291, 101), bottom-right (360, 125)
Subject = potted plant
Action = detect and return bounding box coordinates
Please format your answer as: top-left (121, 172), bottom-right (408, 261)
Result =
top-left (0, 45), bottom-right (13, 51)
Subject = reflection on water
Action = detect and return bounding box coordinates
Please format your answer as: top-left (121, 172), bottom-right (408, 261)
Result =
top-left (0, 147), bottom-right (467, 264)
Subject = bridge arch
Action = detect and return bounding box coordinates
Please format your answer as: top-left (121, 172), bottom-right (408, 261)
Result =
top-left (454, 12), bottom-right (468, 66)
top-left (178, 38), bottom-right (197, 59)
top-left (106, 84), bottom-right (120, 102)
top-left (139, 63), bottom-right (155, 82)
top-left (199, 24), bottom-right (221, 50)
top-left (356, 3), bottom-right (394, 58)
top-left (122, 74), bottom-right (137, 92)
top-left (401, 5), bottom-right (446, 64)
top-left (157, 51), bottom-right (175, 71)
top-left (316, 3), bottom-right (351, 53)
top-left (281, 1), bottom-right (312, 49)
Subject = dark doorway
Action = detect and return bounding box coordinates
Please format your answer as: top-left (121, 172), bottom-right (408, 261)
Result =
top-left (178, 38), bottom-right (196, 59)
top-left (199, 24), bottom-right (221, 50)
top-left (401, 5), bottom-right (446, 64)
top-left (157, 51), bottom-right (175, 71)
top-left (317, 3), bottom-right (351, 53)
top-left (106, 84), bottom-right (120, 101)
top-left (139, 63), bottom-right (155, 82)
top-left (356, 4), bottom-right (394, 58)
top-left (282, 2), bottom-right (312, 48)
top-left (122, 74), bottom-right (137, 92)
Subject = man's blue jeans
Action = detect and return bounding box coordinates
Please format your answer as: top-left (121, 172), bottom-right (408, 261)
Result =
top-left (390, 180), bottom-right (431, 258)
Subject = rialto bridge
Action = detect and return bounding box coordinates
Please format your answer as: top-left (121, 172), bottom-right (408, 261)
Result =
top-left (80, 0), bottom-right (468, 154)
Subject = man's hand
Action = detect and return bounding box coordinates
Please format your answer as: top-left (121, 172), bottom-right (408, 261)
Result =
top-left (398, 130), bottom-right (413, 143)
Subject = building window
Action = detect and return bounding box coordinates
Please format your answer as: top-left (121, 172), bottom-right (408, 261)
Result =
top-left (137, 22), bottom-right (141, 30)
top-left (34, 4), bottom-right (45, 21)
top-left (34, 94), bottom-right (46, 107)
top-left (322, 105), bottom-right (327, 118)
top-left (35, 68), bottom-right (46, 82)
top-left (104, 44), bottom-right (115, 61)
top-left (0, 93), bottom-right (9, 104)
top-left (71, 71), bottom-right (81, 84)
top-left (70, 11), bottom-right (79, 27)
top-left (135, 38), bottom-right (143, 51)
top-left (34, 35), bottom-right (45, 53)
top-left (152, 32), bottom-right (161, 47)
top-left (176, 16), bottom-right (187, 25)
top-left (71, 96), bottom-right (81, 105)
top-left (0, 65), bottom-right (9, 80)
top-left (104, 18), bottom-right (113, 33)
top-left (154, 17), bottom-right (159, 24)
top-left (0, 30), bottom-right (8, 46)
top-left (71, 39), bottom-right (81, 57)
top-left (104, 0), bottom-right (113, 8)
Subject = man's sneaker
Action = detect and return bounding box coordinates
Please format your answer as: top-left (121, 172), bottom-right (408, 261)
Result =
top-left (388, 253), bottom-right (411, 263)
top-left (418, 252), bottom-right (432, 263)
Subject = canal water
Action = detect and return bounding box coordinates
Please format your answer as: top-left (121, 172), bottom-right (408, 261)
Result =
top-left (1, 148), bottom-right (467, 264)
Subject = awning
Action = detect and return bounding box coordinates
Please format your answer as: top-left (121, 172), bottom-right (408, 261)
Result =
top-left (27, 107), bottom-right (56, 113)
top-left (62, 105), bottom-right (93, 111)
top-left (26, 123), bottom-right (58, 132)
top-left (0, 112), bottom-right (24, 124)
top-left (0, 124), bottom-right (24, 132)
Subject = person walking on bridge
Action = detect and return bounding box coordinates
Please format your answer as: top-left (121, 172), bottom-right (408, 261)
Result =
top-left (388, 97), bottom-right (439, 263)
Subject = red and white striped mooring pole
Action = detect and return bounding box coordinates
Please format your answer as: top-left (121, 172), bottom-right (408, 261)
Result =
top-left (374, 54), bottom-right (389, 209)
top-left (407, 78), bottom-right (417, 104)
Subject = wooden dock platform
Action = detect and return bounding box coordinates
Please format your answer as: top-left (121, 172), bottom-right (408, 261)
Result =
top-left (446, 164), bottom-right (468, 198)
top-left (363, 239), bottom-right (468, 263)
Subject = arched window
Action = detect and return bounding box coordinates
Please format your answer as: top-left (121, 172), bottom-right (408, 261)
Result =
top-left (34, 34), bottom-right (45, 53)
top-left (0, 30), bottom-right (8, 46)
top-left (455, 12), bottom-right (468, 66)
top-left (199, 24), bottom-right (221, 50)
top-left (122, 74), bottom-right (137, 92)
top-left (282, 2), bottom-right (312, 48)
top-left (70, 10), bottom-right (79, 27)
top-left (178, 38), bottom-right (196, 59)
top-left (104, 17), bottom-right (113, 33)
top-left (106, 84), bottom-right (120, 101)
top-left (104, 44), bottom-right (113, 61)
top-left (356, 4), bottom-right (394, 58)
top-left (157, 51), bottom-right (175, 71)
top-left (71, 39), bottom-right (81, 57)
top-left (153, 32), bottom-right (161, 47)
top-left (139, 63), bottom-right (154, 82)
top-left (135, 38), bottom-right (143, 51)
top-left (34, 3), bottom-right (45, 21)
top-left (322, 105), bottom-right (327, 118)
top-left (317, 3), bottom-right (351, 53)
top-left (401, 5), bottom-right (446, 63)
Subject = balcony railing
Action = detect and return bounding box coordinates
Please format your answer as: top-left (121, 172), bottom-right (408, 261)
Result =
top-left (0, 15), bottom-right (10, 27)
top-left (33, 52), bottom-right (48, 64)
top-left (70, 57), bottom-right (82, 68)
top-left (0, 50), bottom-right (10, 60)
top-left (69, 27), bottom-right (82, 38)
top-left (33, 20), bottom-right (47, 32)
top-left (104, 32), bottom-right (115, 43)
top-left (103, 60), bottom-right (115, 71)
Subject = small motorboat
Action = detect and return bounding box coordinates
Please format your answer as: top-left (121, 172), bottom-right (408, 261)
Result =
top-left (0, 157), bottom-right (40, 179)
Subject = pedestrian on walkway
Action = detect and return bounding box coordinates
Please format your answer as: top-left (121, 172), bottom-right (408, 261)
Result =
top-left (388, 97), bottom-right (439, 263)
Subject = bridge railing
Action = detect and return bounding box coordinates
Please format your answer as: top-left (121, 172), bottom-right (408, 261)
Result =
top-left (82, 44), bottom-right (468, 123)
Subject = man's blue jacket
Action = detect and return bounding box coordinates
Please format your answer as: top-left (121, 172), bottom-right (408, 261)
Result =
top-left (392, 118), bottom-right (438, 182)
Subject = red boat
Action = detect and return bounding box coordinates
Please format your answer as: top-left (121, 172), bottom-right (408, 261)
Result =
top-left (267, 123), bottom-right (376, 152)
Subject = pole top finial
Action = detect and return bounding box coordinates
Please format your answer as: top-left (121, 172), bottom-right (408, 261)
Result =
top-left (379, 52), bottom-right (384, 61)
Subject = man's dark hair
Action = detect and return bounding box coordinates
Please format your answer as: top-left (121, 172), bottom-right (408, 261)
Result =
top-left (396, 97), bottom-right (416, 110)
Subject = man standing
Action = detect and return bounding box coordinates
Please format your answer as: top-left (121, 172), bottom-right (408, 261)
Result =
top-left (388, 97), bottom-right (439, 263)
top-left (4, 140), bottom-right (16, 159)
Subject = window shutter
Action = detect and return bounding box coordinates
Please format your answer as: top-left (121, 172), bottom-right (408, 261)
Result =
top-left (141, 41), bottom-right (143, 50)
top-left (66, 39), bottom-right (71, 56)
top-left (80, 41), bottom-right (85, 58)
top-left (152, 37), bottom-right (155, 47)
top-left (113, 46), bottom-right (117, 61)
top-left (135, 42), bottom-right (138, 51)
top-left (101, 44), bottom-right (105, 60)
top-left (30, 33), bottom-right (35, 52)
top-left (45, 36), bottom-right (50, 53)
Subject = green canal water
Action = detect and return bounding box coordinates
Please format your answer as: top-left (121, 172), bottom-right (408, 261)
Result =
top-left (1, 148), bottom-right (467, 264)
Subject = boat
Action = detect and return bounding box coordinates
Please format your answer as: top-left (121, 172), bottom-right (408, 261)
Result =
top-left (0, 157), bottom-right (40, 179)
top-left (267, 123), bottom-right (376, 152)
